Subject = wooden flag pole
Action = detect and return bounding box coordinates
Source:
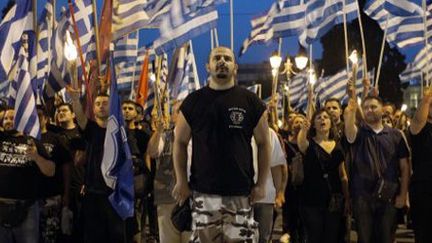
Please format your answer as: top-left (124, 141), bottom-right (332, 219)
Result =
top-left (422, 0), bottom-right (430, 86)
top-left (342, 0), bottom-right (350, 74)
top-left (214, 28), bottom-right (220, 47)
top-left (230, 0), bottom-right (234, 50)
top-left (32, 0), bottom-right (38, 54)
top-left (375, 14), bottom-right (390, 89)
top-left (355, 0), bottom-right (368, 77)
top-left (91, 0), bottom-right (102, 74)
top-left (210, 29), bottom-right (214, 49)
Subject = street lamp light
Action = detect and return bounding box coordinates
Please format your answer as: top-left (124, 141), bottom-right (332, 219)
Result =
top-left (295, 55), bottom-right (308, 70)
top-left (270, 51), bottom-right (282, 71)
top-left (401, 104), bottom-right (408, 112)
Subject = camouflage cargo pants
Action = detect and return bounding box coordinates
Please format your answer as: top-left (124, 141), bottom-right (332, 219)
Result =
top-left (190, 192), bottom-right (259, 243)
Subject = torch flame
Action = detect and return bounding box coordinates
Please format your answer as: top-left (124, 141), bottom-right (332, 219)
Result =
top-left (64, 31), bottom-right (77, 61)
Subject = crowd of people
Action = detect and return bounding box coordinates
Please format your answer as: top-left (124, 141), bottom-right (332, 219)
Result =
top-left (0, 46), bottom-right (431, 243)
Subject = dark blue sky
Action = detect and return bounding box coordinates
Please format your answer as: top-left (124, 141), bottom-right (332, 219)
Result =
top-left (0, 0), bottom-right (420, 83)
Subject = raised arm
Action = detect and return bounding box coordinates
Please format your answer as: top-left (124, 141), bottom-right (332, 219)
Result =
top-left (69, 89), bottom-right (88, 130)
top-left (344, 97), bottom-right (359, 143)
top-left (410, 87), bottom-right (432, 135)
top-left (171, 111), bottom-right (192, 205)
top-left (251, 111), bottom-right (271, 203)
top-left (297, 119), bottom-right (310, 154)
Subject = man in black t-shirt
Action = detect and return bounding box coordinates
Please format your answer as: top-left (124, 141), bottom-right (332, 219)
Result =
top-left (409, 86), bottom-right (432, 243)
top-left (172, 46), bottom-right (271, 242)
top-left (122, 100), bottom-right (153, 241)
top-left (70, 93), bottom-right (132, 243)
top-left (37, 106), bottom-right (72, 243)
top-left (0, 108), bottom-right (55, 243)
top-left (56, 102), bottom-right (85, 241)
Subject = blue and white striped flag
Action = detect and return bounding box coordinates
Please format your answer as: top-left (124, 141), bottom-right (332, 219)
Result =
top-left (412, 44), bottom-right (432, 82)
top-left (246, 84), bottom-right (260, 97)
top-left (315, 63), bottom-right (375, 105)
top-left (143, 53), bottom-right (168, 118)
top-left (47, 8), bottom-right (71, 97)
top-left (0, 0), bottom-right (33, 95)
top-left (383, 0), bottom-right (431, 17)
top-left (272, 0), bottom-right (305, 38)
top-left (112, 0), bottom-right (171, 39)
top-left (101, 54), bottom-right (134, 220)
top-left (169, 41), bottom-right (200, 100)
top-left (299, 0), bottom-right (358, 47)
top-left (364, 0), bottom-right (432, 49)
top-left (153, 0), bottom-right (226, 55)
top-left (288, 72), bottom-right (308, 107)
top-left (68, 0), bottom-right (97, 65)
top-left (114, 31), bottom-right (139, 87)
top-left (36, 0), bottom-right (55, 99)
top-left (240, 2), bottom-right (280, 55)
top-left (8, 33), bottom-right (40, 139)
top-left (399, 63), bottom-right (422, 84)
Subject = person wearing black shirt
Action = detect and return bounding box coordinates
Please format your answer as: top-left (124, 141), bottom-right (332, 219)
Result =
top-left (56, 102), bottom-right (85, 242)
top-left (280, 114), bottom-right (306, 243)
top-left (409, 86), bottom-right (432, 243)
top-left (297, 109), bottom-right (349, 243)
top-left (70, 93), bottom-right (132, 243)
top-left (172, 46), bottom-right (271, 242)
top-left (344, 95), bottom-right (410, 243)
top-left (122, 100), bottom-right (153, 242)
top-left (37, 107), bottom-right (72, 243)
top-left (0, 108), bottom-right (55, 243)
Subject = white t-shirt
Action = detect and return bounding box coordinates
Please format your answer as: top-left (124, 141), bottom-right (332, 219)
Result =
top-left (252, 128), bottom-right (286, 204)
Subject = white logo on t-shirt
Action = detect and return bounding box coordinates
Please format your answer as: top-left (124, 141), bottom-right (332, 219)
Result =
top-left (229, 107), bottom-right (246, 129)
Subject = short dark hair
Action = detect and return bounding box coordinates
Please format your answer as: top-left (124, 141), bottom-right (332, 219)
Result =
top-left (324, 98), bottom-right (342, 109)
top-left (363, 95), bottom-right (383, 105)
top-left (96, 93), bottom-right (109, 99)
top-left (122, 100), bottom-right (138, 108)
top-left (383, 101), bottom-right (396, 111)
top-left (56, 103), bottom-right (74, 113)
top-left (207, 46), bottom-right (235, 63)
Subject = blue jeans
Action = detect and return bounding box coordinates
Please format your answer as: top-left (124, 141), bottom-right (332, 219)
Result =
top-left (352, 196), bottom-right (397, 243)
top-left (0, 202), bottom-right (39, 243)
top-left (300, 205), bottom-right (342, 243)
top-left (253, 203), bottom-right (274, 243)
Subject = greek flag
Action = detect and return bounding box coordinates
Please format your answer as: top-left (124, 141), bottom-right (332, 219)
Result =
top-left (112, 0), bottom-right (171, 40)
top-left (36, 0), bottom-right (55, 96)
top-left (289, 72), bottom-right (308, 106)
top-left (68, 0), bottom-right (97, 65)
top-left (0, 0), bottom-right (33, 95)
top-left (240, 2), bottom-right (280, 55)
top-left (272, 0), bottom-right (305, 38)
top-left (114, 31), bottom-right (139, 87)
top-left (169, 41), bottom-right (200, 100)
top-left (47, 8), bottom-right (71, 97)
top-left (8, 33), bottom-right (40, 139)
top-left (299, 0), bottom-right (358, 47)
top-left (143, 53), bottom-right (168, 118)
top-left (153, 0), bottom-right (226, 55)
top-left (364, 0), bottom-right (432, 49)
top-left (101, 55), bottom-right (134, 220)
top-left (412, 45), bottom-right (432, 82)
top-left (399, 63), bottom-right (422, 84)
top-left (315, 63), bottom-right (375, 105)
top-left (382, 0), bottom-right (431, 17)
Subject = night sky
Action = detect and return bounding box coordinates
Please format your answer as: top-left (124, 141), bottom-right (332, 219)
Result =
top-left (0, 0), bottom-right (421, 84)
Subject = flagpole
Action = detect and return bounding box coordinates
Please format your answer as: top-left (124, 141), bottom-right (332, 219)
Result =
top-left (422, 0), bottom-right (430, 87)
top-left (91, 0), bottom-right (102, 74)
top-left (214, 28), bottom-right (220, 47)
top-left (342, 0), bottom-right (350, 74)
top-left (189, 41), bottom-right (200, 86)
top-left (67, 0), bottom-right (91, 99)
top-left (210, 29), bottom-right (214, 49)
top-left (32, 0), bottom-right (38, 54)
top-left (230, 0), bottom-right (234, 50)
top-left (278, 38), bottom-right (283, 55)
top-left (375, 14), bottom-right (390, 89)
top-left (355, 0), bottom-right (368, 76)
